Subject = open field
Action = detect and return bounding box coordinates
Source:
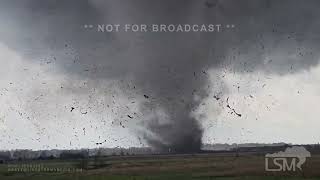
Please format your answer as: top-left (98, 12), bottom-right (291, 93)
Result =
top-left (1, 152), bottom-right (320, 180)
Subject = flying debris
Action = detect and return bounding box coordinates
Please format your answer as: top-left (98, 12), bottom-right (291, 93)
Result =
top-left (213, 95), bottom-right (220, 101)
top-left (120, 122), bottom-right (125, 128)
top-left (226, 97), bottom-right (242, 117)
top-left (95, 140), bottom-right (107, 145)
top-left (81, 111), bottom-right (88, 115)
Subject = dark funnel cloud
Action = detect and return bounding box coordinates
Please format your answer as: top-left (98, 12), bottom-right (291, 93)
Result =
top-left (1, 0), bottom-right (320, 152)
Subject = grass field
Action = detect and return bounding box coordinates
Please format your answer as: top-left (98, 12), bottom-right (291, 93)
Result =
top-left (1, 152), bottom-right (319, 180)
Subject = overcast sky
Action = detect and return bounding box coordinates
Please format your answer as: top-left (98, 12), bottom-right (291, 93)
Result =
top-left (0, 0), bottom-right (320, 150)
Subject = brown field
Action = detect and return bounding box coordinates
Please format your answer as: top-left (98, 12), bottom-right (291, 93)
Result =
top-left (1, 152), bottom-right (320, 180)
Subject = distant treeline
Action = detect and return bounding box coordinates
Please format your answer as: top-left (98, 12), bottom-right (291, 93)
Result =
top-left (0, 147), bottom-right (154, 163)
top-left (1, 144), bottom-right (320, 163)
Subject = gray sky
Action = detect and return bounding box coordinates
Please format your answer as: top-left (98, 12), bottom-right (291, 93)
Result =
top-left (0, 0), bottom-right (320, 150)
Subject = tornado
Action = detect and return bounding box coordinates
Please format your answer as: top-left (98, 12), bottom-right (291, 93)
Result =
top-left (1, 0), bottom-right (320, 153)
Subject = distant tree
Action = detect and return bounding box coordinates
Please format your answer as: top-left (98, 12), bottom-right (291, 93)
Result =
top-left (60, 151), bottom-right (86, 159)
top-left (48, 155), bottom-right (55, 160)
top-left (120, 150), bottom-right (125, 156)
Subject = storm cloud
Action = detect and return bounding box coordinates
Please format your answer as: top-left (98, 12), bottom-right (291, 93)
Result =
top-left (0, 0), bottom-right (320, 152)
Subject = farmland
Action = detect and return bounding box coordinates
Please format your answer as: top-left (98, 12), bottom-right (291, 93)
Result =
top-left (1, 151), bottom-right (319, 180)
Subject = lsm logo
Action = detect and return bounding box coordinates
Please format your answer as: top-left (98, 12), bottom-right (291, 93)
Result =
top-left (265, 146), bottom-right (311, 172)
